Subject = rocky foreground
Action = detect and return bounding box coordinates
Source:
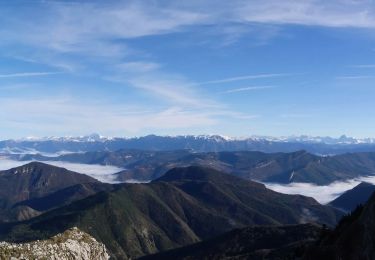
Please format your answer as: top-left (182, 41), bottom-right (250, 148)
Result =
top-left (0, 227), bottom-right (109, 260)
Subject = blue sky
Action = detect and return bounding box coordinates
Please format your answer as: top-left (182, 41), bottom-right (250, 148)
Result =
top-left (0, 0), bottom-right (375, 139)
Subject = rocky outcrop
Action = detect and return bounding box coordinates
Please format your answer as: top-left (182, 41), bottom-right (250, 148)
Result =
top-left (0, 227), bottom-right (109, 260)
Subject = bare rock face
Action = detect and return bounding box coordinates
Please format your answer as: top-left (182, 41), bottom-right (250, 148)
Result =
top-left (0, 227), bottom-right (110, 260)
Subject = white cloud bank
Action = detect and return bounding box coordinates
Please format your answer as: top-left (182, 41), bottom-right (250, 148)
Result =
top-left (265, 175), bottom-right (375, 204)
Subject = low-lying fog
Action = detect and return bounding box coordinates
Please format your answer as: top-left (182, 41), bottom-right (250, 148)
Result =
top-left (0, 158), bottom-right (123, 183)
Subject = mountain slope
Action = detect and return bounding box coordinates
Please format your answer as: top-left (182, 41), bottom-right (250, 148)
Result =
top-left (13, 182), bottom-right (113, 212)
top-left (329, 182), bottom-right (375, 212)
top-left (0, 166), bottom-right (341, 259)
top-left (142, 180), bottom-right (375, 260)
top-left (0, 162), bottom-right (102, 222)
top-left (155, 166), bottom-right (340, 227)
top-left (0, 162), bottom-right (98, 200)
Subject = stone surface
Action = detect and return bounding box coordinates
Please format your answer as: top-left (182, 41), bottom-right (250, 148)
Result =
top-left (0, 227), bottom-right (110, 260)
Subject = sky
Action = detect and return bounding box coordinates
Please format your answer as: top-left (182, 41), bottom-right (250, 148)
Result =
top-left (1, 0), bottom-right (375, 139)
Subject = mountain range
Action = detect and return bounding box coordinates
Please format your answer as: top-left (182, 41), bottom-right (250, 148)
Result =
top-left (0, 164), bottom-right (341, 259)
top-left (3, 134), bottom-right (375, 155)
top-left (16, 149), bottom-right (375, 185)
top-left (1, 159), bottom-right (375, 259)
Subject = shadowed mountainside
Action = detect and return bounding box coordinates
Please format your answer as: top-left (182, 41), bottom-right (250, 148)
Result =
top-left (141, 183), bottom-right (375, 260)
top-left (329, 182), bottom-right (375, 212)
top-left (140, 223), bottom-right (323, 260)
top-left (304, 190), bottom-right (375, 259)
top-left (0, 162), bottom-right (110, 222)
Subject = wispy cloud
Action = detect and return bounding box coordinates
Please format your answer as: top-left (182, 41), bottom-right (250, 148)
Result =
top-left (0, 92), bottom-right (261, 138)
top-left (117, 61), bottom-right (161, 73)
top-left (223, 85), bottom-right (276, 93)
top-left (8, 54), bottom-right (82, 73)
top-left (0, 84), bottom-right (35, 91)
top-left (0, 1), bottom-right (209, 54)
top-left (0, 72), bottom-right (61, 78)
top-left (336, 75), bottom-right (375, 80)
top-left (281, 113), bottom-right (312, 119)
top-left (110, 68), bottom-right (285, 107)
top-left (351, 64), bottom-right (375, 69)
top-left (196, 73), bottom-right (289, 85)
top-left (2, 1), bottom-right (375, 59)
top-left (0, 97), bottom-right (219, 137)
top-left (3, 1), bottom-right (375, 43)
top-left (237, 0), bottom-right (375, 28)
top-left (109, 72), bottom-right (220, 108)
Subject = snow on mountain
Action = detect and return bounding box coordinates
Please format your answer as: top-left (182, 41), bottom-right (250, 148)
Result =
top-left (251, 134), bottom-right (375, 144)
top-left (17, 133), bottom-right (112, 143)
top-left (1, 134), bottom-right (375, 156)
top-left (7, 133), bottom-right (375, 145)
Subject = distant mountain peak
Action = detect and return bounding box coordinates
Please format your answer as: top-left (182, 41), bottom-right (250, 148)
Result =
top-left (7, 162), bottom-right (45, 174)
top-left (8, 161), bottom-right (64, 174)
top-left (0, 162), bottom-right (99, 191)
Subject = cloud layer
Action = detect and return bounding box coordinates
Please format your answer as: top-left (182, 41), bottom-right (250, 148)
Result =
top-left (265, 175), bottom-right (375, 204)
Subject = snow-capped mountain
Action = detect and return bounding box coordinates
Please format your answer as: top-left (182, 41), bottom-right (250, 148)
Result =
top-left (259, 134), bottom-right (375, 144)
top-left (11, 133), bottom-right (375, 144)
top-left (1, 134), bottom-right (375, 156)
top-left (18, 133), bottom-right (112, 143)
